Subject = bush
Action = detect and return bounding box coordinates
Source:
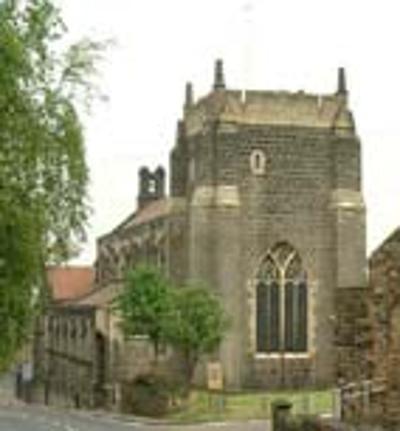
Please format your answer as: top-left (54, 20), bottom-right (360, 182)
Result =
top-left (121, 372), bottom-right (172, 417)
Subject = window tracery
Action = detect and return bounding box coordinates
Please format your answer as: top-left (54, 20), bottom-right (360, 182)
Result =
top-left (256, 242), bottom-right (308, 353)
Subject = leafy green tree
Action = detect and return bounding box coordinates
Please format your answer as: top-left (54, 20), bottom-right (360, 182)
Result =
top-left (0, 0), bottom-right (103, 367)
top-left (113, 265), bottom-right (174, 361)
top-left (166, 285), bottom-right (228, 386)
top-left (114, 265), bottom-right (228, 388)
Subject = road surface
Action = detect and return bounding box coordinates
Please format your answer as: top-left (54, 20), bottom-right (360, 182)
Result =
top-left (0, 372), bottom-right (268, 430)
top-left (0, 404), bottom-right (268, 431)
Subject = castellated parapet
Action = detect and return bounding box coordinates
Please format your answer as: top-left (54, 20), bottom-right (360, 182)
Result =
top-left (184, 90), bottom-right (354, 136)
top-left (183, 61), bottom-right (354, 139)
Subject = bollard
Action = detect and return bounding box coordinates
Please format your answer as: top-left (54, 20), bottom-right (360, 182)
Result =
top-left (272, 399), bottom-right (292, 431)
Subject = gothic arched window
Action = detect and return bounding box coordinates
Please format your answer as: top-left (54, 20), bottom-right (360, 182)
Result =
top-left (256, 242), bottom-right (308, 353)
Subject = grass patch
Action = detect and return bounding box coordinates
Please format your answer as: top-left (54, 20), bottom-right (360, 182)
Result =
top-left (165, 388), bottom-right (334, 423)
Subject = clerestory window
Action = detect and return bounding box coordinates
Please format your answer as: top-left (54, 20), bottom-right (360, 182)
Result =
top-left (256, 242), bottom-right (308, 353)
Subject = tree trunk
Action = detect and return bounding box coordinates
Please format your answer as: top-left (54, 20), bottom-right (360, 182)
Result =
top-left (181, 349), bottom-right (197, 396)
top-left (153, 338), bottom-right (159, 367)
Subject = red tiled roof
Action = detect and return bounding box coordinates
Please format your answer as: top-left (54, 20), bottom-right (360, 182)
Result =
top-left (46, 266), bottom-right (94, 302)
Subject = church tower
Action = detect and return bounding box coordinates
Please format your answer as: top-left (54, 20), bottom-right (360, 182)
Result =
top-left (169, 61), bottom-right (366, 389)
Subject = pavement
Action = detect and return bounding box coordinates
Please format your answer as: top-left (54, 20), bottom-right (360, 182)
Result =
top-left (0, 372), bottom-right (269, 430)
top-left (0, 403), bottom-right (269, 430)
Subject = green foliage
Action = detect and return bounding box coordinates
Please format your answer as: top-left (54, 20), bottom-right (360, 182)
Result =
top-left (114, 265), bottom-right (228, 385)
top-left (0, 0), bottom-right (104, 365)
top-left (121, 372), bottom-right (171, 417)
top-left (166, 285), bottom-right (228, 380)
top-left (113, 265), bottom-right (174, 358)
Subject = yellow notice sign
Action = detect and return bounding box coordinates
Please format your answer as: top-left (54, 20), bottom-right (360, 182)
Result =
top-left (207, 362), bottom-right (223, 391)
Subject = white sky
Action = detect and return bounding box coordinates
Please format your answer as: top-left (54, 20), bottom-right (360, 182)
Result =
top-left (59, 0), bottom-right (400, 264)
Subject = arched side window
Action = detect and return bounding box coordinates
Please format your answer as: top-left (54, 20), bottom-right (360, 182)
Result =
top-left (256, 242), bottom-right (308, 353)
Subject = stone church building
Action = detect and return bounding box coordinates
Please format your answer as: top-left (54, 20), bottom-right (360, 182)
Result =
top-left (94, 60), bottom-right (366, 390)
top-left (34, 60), bottom-right (368, 406)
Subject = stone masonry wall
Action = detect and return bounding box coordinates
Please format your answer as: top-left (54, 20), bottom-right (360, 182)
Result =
top-left (185, 110), bottom-right (365, 389)
top-left (339, 230), bottom-right (400, 426)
